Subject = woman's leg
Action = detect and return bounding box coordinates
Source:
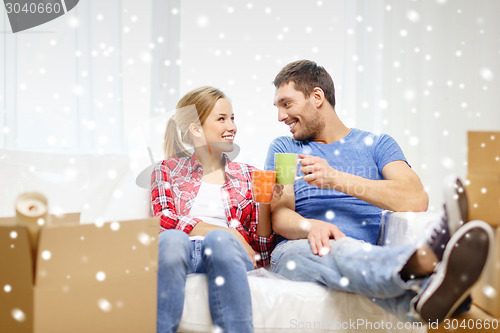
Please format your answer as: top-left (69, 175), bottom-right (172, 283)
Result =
top-left (202, 229), bottom-right (255, 333)
top-left (157, 229), bottom-right (192, 333)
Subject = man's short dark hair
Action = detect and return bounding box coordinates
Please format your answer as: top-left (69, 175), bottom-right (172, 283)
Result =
top-left (273, 60), bottom-right (336, 108)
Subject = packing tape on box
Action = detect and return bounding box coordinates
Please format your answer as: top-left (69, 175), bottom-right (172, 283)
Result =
top-left (15, 192), bottom-right (49, 255)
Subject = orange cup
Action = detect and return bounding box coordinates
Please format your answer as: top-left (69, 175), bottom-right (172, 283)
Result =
top-left (251, 170), bottom-right (276, 203)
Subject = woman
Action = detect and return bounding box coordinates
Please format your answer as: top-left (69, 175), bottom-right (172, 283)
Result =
top-left (151, 86), bottom-right (279, 333)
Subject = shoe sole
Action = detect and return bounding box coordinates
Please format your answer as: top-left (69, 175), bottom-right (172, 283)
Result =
top-left (443, 176), bottom-right (469, 234)
top-left (416, 221), bottom-right (493, 323)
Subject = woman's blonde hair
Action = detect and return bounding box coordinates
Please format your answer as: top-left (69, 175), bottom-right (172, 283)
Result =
top-left (164, 86), bottom-right (226, 158)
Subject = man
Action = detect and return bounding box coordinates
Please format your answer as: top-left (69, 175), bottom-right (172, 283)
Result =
top-left (265, 59), bottom-right (493, 322)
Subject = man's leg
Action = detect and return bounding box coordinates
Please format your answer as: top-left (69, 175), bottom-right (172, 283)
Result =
top-left (400, 244), bottom-right (438, 281)
top-left (412, 221), bottom-right (493, 322)
top-left (371, 221), bottom-right (492, 322)
top-left (271, 220), bottom-right (492, 323)
top-left (201, 229), bottom-right (255, 333)
top-left (157, 229), bottom-right (193, 333)
top-left (271, 237), bottom-right (419, 299)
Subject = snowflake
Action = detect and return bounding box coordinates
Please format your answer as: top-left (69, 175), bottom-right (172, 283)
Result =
top-left (319, 247), bottom-right (330, 256)
top-left (480, 68), bottom-right (494, 81)
top-left (406, 10), bottom-right (420, 23)
top-left (98, 298), bottom-right (112, 312)
top-left (107, 169), bottom-right (117, 179)
top-left (11, 308), bottom-right (26, 322)
top-left (41, 250), bottom-right (52, 261)
top-left (441, 157), bottom-right (454, 169)
top-left (215, 276), bottom-right (225, 286)
top-left (213, 325), bottom-right (224, 333)
top-left (483, 285), bottom-right (497, 299)
top-left (378, 100), bottom-right (388, 110)
top-left (286, 260), bottom-right (296, 270)
top-left (298, 219), bottom-right (311, 231)
top-left (325, 210), bottom-right (335, 220)
top-left (96, 271), bottom-right (106, 282)
top-left (197, 16), bottom-right (209, 28)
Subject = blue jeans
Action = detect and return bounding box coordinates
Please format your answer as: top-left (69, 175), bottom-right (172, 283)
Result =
top-left (270, 237), bottom-right (422, 321)
top-left (157, 229), bottom-right (255, 333)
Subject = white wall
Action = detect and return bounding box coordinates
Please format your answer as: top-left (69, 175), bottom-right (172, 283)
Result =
top-left (342, 0), bottom-right (500, 210)
top-left (178, 1), bottom-right (346, 169)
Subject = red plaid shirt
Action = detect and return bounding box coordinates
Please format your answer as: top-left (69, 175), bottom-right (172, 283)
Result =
top-left (150, 154), bottom-right (275, 267)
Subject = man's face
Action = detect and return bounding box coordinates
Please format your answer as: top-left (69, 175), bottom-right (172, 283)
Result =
top-left (273, 82), bottom-right (324, 142)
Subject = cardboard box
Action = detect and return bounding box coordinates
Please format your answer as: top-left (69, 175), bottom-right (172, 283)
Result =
top-left (467, 131), bottom-right (500, 226)
top-left (0, 214), bottom-right (159, 333)
top-left (472, 227), bottom-right (500, 318)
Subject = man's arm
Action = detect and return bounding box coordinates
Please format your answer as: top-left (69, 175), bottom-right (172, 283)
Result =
top-left (300, 156), bottom-right (429, 212)
top-left (271, 184), bottom-right (345, 256)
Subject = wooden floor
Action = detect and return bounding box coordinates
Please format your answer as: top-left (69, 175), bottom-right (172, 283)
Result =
top-left (428, 305), bottom-right (499, 333)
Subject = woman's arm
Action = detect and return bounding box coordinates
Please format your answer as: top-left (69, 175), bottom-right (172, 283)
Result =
top-left (242, 184), bottom-right (281, 267)
top-left (255, 184), bottom-right (284, 237)
top-left (150, 161), bottom-right (202, 233)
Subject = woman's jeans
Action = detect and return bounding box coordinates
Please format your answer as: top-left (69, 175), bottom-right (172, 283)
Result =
top-left (270, 237), bottom-right (423, 321)
top-left (157, 229), bottom-right (255, 333)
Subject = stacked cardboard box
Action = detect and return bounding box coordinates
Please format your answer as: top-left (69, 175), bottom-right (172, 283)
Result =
top-left (0, 214), bottom-right (159, 333)
top-left (467, 131), bottom-right (500, 319)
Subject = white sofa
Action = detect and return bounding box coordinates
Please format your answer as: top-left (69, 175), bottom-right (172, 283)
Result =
top-left (179, 211), bottom-right (434, 333)
top-left (0, 149), bottom-right (430, 333)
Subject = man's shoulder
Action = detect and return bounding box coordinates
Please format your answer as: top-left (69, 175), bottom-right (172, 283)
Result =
top-left (270, 136), bottom-right (306, 149)
top-left (271, 135), bottom-right (295, 144)
top-left (348, 128), bottom-right (394, 145)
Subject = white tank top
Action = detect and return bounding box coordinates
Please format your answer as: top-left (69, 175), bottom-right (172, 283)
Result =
top-left (188, 181), bottom-right (227, 240)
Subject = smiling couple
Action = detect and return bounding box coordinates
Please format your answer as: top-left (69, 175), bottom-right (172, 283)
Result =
top-left (151, 60), bottom-right (493, 333)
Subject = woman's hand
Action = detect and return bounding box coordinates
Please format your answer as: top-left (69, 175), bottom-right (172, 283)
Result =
top-left (228, 229), bottom-right (257, 268)
top-left (241, 239), bottom-right (258, 268)
top-left (270, 184), bottom-right (284, 211)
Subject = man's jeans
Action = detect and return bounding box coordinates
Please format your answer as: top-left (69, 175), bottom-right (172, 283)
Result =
top-left (157, 229), bottom-right (255, 333)
top-left (270, 237), bottom-right (422, 321)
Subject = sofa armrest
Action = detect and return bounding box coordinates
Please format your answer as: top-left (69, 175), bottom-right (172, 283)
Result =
top-left (377, 210), bottom-right (441, 248)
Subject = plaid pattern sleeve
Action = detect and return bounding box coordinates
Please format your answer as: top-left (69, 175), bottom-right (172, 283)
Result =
top-left (150, 159), bottom-right (202, 234)
top-left (225, 162), bottom-right (276, 267)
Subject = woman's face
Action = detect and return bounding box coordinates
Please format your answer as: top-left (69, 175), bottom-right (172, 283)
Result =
top-left (197, 98), bottom-right (237, 151)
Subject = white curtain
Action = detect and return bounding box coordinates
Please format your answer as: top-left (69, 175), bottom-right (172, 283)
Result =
top-left (0, 0), bottom-right (176, 156)
top-left (1, 1), bottom-right (123, 153)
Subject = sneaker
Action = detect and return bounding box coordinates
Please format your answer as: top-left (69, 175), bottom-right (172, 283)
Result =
top-left (426, 215), bottom-right (452, 262)
top-left (413, 221), bottom-right (493, 323)
top-left (443, 176), bottom-right (469, 234)
top-left (427, 177), bottom-right (470, 261)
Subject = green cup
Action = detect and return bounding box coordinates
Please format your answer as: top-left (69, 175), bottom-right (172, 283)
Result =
top-left (275, 153), bottom-right (304, 184)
